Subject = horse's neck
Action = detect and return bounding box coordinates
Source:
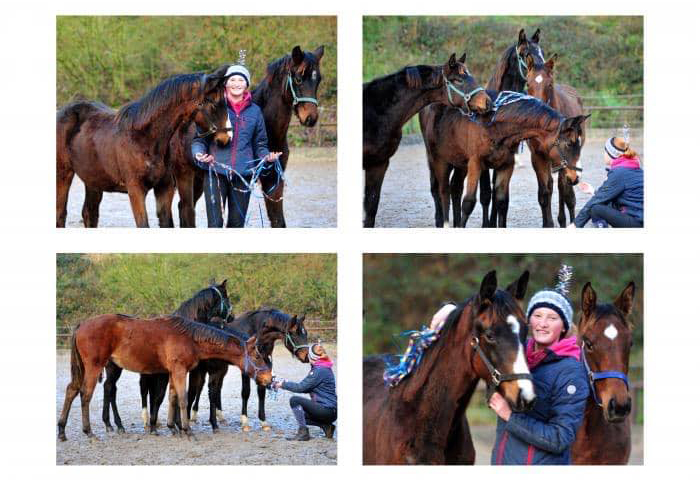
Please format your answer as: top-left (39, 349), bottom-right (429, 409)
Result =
top-left (143, 101), bottom-right (199, 155)
top-left (194, 338), bottom-right (241, 366)
top-left (389, 84), bottom-right (443, 132)
top-left (255, 77), bottom-right (293, 146)
top-left (490, 118), bottom-right (555, 149)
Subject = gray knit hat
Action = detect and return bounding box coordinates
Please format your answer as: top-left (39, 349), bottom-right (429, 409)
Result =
top-left (225, 64), bottom-right (251, 87)
top-left (526, 265), bottom-right (574, 333)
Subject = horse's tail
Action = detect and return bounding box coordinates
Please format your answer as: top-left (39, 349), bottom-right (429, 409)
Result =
top-left (56, 101), bottom-right (107, 153)
top-left (68, 324), bottom-right (85, 390)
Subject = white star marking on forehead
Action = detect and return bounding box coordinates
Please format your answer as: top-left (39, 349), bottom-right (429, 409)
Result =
top-left (535, 75), bottom-right (543, 84)
top-left (604, 324), bottom-right (618, 340)
top-left (312, 70), bottom-right (317, 80)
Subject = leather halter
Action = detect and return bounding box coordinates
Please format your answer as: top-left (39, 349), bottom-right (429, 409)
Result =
top-left (581, 346), bottom-right (630, 407)
top-left (286, 73), bottom-right (318, 106)
top-left (209, 286), bottom-right (230, 319)
top-left (549, 122), bottom-right (583, 174)
top-left (443, 73), bottom-right (485, 117)
top-left (471, 336), bottom-right (533, 400)
top-left (194, 99), bottom-right (233, 139)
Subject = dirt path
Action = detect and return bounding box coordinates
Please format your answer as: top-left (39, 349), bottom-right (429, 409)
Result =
top-left (372, 131), bottom-right (643, 228)
top-left (56, 344), bottom-right (337, 465)
top-left (63, 147), bottom-right (336, 228)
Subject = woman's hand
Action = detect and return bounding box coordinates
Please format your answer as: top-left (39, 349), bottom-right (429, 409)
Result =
top-left (567, 223), bottom-right (577, 229)
top-left (578, 181), bottom-right (595, 195)
top-left (195, 152), bottom-right (215, 164)
top-left (265, 152), bottom-right (282, 163)
top-left (488, 392), bottom-right (512, 421)
top-left (273, 379), bottom-right (284, 390)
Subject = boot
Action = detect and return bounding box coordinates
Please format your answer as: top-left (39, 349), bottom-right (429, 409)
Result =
top-left (321, 423), bottom-right (335, 439)
top-left (286, 426), bottom-right (310, 441)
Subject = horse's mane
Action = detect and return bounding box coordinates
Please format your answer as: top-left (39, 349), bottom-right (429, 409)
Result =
top-left (237, 308), bottom-right (292, 330)
top-left (491, 96), bottom-right (562, 132)
top-left (486, 44), bottom-right (516, 91)
top-left (365, 65), bottom-right (441, 92)
top-left (163, 315), bottom-right (247, 347)
top-left (173, 286), bottom-right (226, 321)
top-left (116, 73), bottom-right (204, 130)
top-left (254, 51), bottom-right (320, 97)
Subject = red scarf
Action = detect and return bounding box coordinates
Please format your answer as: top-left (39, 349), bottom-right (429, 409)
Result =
top-left (526, 336), bottom-right (580, 369)
top-left (225, 89), bottom-right (251, 115)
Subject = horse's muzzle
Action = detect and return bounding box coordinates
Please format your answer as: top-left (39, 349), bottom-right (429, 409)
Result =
top-left (605, 396), bottom-right (632, 423)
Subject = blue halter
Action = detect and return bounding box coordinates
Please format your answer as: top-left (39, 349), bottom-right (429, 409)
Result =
top-left (581, 346), bottom-right (629, 407)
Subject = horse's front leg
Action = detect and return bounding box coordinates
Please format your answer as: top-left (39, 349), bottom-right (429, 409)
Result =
top-left (494, 164), bottom-right (515, 228)
top-left (428, 161), bottom-right (444, 227)
top-left (171, 369), bottom-right (193, 439)
top-left (154, 176), bottom-right (175, 228)
top-left (126, 182), bottom-right (149, 227)
top-left (56, 159), bottom-right (74, 228)
top-left (149, 374), bottom-right (169, 434)
top-left (261, 172), bottom-right (286, 228)
top-left (459, 160), bottom-right (481, 227)
top-left (434, 161), bottom-right (452, 228)
top-left (186, 366), bottom-right (206, 424)
top-left (176, 168), bottom-right (196, 228)
top-left (258, 384), bottom-right (271, 431)
top-left (450, 167), bottom-right (466, 228)
top-left (479, 169), bottom-right (492, 228)
top-left (82, 187), bottom-right (103, 228)
top-left (241, 372), bottom-right (252, 431)
top-left (531, 153), bottom-right (555, 227)
top-left (363, 161), bottom-right (390, 228)
top-left (102, 362), bottom-right (125, 433)
top-left (557, 172), bottom-right (576, 227)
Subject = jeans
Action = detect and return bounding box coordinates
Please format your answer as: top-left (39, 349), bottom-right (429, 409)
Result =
top-left (289, 396), bottom-right (337, 427)
top-left (203, 170), bottom-right (251, 228)
top-left (590, 204), bottom-right (643, 228)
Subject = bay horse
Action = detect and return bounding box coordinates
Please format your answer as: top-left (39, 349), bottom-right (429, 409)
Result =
top-left (100, 280), bottom-right (232, 434)
top-left (56, 66), bottom-right (231, 228)
top-left (363, 270), bottom-right (535, 464)
top-left (187, 309), bottom-right (310, 431)
top-left (525, 53), bottom-right (586, 226)
top-left (420, 94), bottom-right (588, 227)
top-left (362, 53), bottom-right (492, 227)
top-left (572, 281), bottom-right (636, 464)
top-left (57, 314), bottom-right (271, 441)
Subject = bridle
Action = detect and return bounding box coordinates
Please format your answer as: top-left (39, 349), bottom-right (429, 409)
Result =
top-left (471, 336), bottom-right (533, 400)
top-left (209, 285), bottom-right (230, 319)
top-left (443, 73), bottom-right (485, 117)
top-left (550, 122), bottom-right (583, 174)
top-left (194, 98), bottom-right (232, 139)
top-left (286, 73), bottom-right (319, 107)
top-left (283, 322), bottom-right (310, 355)
top-left (581, 346), bottom-right (629, 408)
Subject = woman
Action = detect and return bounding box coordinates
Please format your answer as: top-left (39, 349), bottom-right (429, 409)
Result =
top-left (191, 63), bottom-right (281, 227)
top-left (489, 266), bottom-right (589, 465)
top-left (570, 136), bottom-right (643, 228)
top-left (273, 343), bottom-right (337, 441)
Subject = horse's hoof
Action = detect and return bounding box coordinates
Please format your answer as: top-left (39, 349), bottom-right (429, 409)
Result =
top-left (105, 425), bottom-right (114, 433)
top-left (149, 428), bottom-right (159, 436)
top-left (58, 433), bottom-right (67, 442)
top-left (117, 427), bottom-right (126, 434)
top-left (262, 425), bottom-right (272, 432)
top-left (242, 425), bottom-right (252, 432)
top-left (212, 426), bottom-right (220, 434)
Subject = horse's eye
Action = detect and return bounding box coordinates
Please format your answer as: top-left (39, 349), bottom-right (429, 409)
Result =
top-left (584, 339), bottom-right (593, 351)
top-left (454, 78), bottom-right (464, 85)
top-left (484, 330), bottom-right (496, 343)
top-left (294, 76), bottom-right (302, 85)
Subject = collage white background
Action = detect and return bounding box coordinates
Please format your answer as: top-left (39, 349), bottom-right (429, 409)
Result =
top-left (1, 0), bottom-right (699, 477)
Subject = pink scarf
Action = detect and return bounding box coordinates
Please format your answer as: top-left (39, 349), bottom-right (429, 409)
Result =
top-left (225, 89), bottom-right (251, 115)
top-left (313, 359), bottom-right (334, 369)
top-left (526, 336), bottom-right (580, 369)
top-left (610, 156), bottom-right (641, 170)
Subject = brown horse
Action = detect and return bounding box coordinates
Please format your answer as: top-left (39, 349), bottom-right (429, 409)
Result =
top-left (362, 54), bottom-right (492, 227)
top-left (56, 66), bottom-right (231, 228)
top-left (420, 94), bottom-right (588, 227)
top-left (57, 314), bottom-right (271, 441)
top-left (526, 54), bottom-right (586, 226)
top-left (572, 282), bottom-right (636, 464)
top-left (363, 270), bottom-right (535, 464)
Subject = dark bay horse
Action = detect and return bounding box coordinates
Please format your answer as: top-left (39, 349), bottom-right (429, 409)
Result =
top-left (100, 280), bottom-right (232, 434)
top-left (56, 67), bottom-right (231, 228)
top-left (363, 270), bottom-right (535, 464)
top-left (420, 94), bottom-right (588, 227)
top-left (187, 309), bottom-right (310, 431)
top-left (57, 314), bottom-right (271, 441)
top-left (572, 282), bottom-right (636, 464)
top-left (526, 54), bottom-right (587, 226)
top-left (363, 54), bottom-right (492, 227)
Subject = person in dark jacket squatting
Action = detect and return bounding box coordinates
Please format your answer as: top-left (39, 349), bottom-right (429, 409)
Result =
top-left (191, 61), bottom-right (282, 228)
top-left (273, 343), bottom-right (337, 441)
top-left (489, 265), bottom-right (589, 465)
top-left (569, 136), bottom-right (643, 228)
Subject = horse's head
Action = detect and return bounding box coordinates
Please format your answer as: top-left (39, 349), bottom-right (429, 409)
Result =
top-left (470, 270), bottom-right (536, 412)
top-left (544, 114), bottom-right (589, 185)
top-left (210, 278), bottom-right (232, 319)
top-left (284, 314), bottom-right (310, 363)
top-left (579, 281), bottom-right (635, 423)
top-left (244, 335), bottom-right (273, 387)
top-left (442, 53), bottom-right (492, 114)
top-left (195, 65), bottom-right (233, 146)
top-left (285, 45), bottom-right (324, 127)
top-left (515, 28), bottom-right (545, 75)
top-left (526, 53), bottom-right (556, 104)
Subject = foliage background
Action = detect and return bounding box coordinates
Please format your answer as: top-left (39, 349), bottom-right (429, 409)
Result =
top-left (57, 253), bottom-right (336, 335)
top-left (363, 16), bottom-right (643, 131)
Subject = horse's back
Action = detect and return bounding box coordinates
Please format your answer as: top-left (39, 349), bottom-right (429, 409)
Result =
top-left (554, 84), bottom-right (584, 115)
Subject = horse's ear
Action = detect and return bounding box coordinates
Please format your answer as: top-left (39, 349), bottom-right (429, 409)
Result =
top-left (299, 313), bottom-right (306, 323)
top-left (526, 54), bottom-right (535, 71)
top-left (531, 28), bottom-right (541, 44)
top-left (545, 54), bottom-right (558, 72)
top-left (447, 53), bottom-right (457, 68)
top-left (478, 270), bottom-right (498, 305)
top-left (518, 29), bottom-right (527, 46)
top-left (614, 282), bottom-right (636, 317)
top-left (219, 279), bottom-right (228, 289)
top-left (292, 45), bottom-right (304, 65)
top-left (204, 65), bottom-right (229, 93)
top-left (458, 52), bottom-right (467, 64)
top-left (313, 45), bottom-right (324, 61)
top-left (561, 115), bottom-right (590, 132)
top-left (506, 271), bottom-right (530, 301)
top-left (581, 282), bottom-right (597, 321)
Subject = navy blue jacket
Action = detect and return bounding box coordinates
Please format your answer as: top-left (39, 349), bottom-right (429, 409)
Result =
top-left (191, 99), bottom-right (270, 177)
top-left (491, 351), bottom-right (589, 465)
top-left (281, 365), bottom-right (337, 410)
top-left (574, 166), bottom-right (644, 227)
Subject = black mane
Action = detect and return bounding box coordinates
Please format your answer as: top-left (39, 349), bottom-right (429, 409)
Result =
top-left (173, 285), bottom-right (227, 323)
top-left (162, 316), bottom-right (247, 347)
top-left (491, 95), bottom-right (562, 131)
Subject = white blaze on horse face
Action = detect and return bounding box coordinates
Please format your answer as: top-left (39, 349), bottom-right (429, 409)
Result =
top-left (431, 303), bottom-right (457, 330)
top-left (226, 116), bottom-right (232, 141)
top-left (507, 315), bottom-right (535, 401)
top-left (604, 324), bottom-right (619, 340)
top-left (312, 70), bottom-right (318, 81)
top-left (535, 74), bottom-right (543, 84)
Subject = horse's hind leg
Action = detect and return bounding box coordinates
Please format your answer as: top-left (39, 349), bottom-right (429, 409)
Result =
top-left (176, 170), bottom-right (196, 228)
top-left (187, 367), bottom-right (205, 424)
top-left (79, 363), bottom-right (102, 439)
top-left (557, 173), bottom-right (576, 227)
top-left (428, 161), bottom-right (444, 227)
top-left (102, 361), bottom-right (124, 433)
top-left (56, 162), bottom-right (74, 228)
top-left (363, 161), bottom-right (390, 228)
top-left (241, 372), bottom-right (251, 431)
top-left (81, 187), bottom-right (103, 228)
top-left (479, 169), bottom-right (493, 228)
top-left (171, 370), bottom-right (193, 439)
top-left (493, 165), bottom-right (514, 228)
top-left (450, 167), bottom-right (466, 228)
top-left (149, 374), bottom-right (169, 434)
top-left (58, 373), bottom-right (81, 441)
top-left (211, 368), bottom-right (227, 425)
top-left (126, 183), bottom-right (149, 228)
top-left (532, 153), bottom-right (555, 228)
top-left (261, 173), bottom-right (286, 228)
top-left (154, 177), bottom-right (175, 228)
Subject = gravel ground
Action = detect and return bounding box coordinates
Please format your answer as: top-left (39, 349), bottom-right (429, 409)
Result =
top-left (372, 131), bottom-right (643, 228)
top-left (63, 147), bottom-right (336, 228)
top-left (56, 344), bottom-right (337, 465)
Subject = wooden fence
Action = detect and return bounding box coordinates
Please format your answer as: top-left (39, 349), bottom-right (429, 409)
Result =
top-left (288, 106), bottom-right (337, 147)
top-left (581, 93), bottom-right (643, 129)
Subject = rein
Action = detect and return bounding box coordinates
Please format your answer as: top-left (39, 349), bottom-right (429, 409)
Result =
top-left (210, 285), bottom-right (230, 319)
top-left (443, 73), bottom-right (485, 117)
top-left (581, 347), bottom-right (629, 407)
top-left (286, 74), bottom-right (318, 107)
top-left (471, 336), bottom-right (533, 400)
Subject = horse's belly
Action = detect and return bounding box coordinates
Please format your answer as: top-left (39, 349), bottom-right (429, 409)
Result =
top-left (111, 345), bottom-right (166, 374)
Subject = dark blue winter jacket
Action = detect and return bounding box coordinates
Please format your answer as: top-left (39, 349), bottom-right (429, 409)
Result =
top-left (281, 365), bottom-right (337, 410)
top-left (191, 97), bottom-right (270, 177)
top-left (574, 166), bottom-right (644, 227)
top-left (491, 350), bottom-right (589, 465)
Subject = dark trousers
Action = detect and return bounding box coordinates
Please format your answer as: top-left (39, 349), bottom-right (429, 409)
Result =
top-left (289, 396), bottom-right (337, 427)
top-left (591, 204), bottom-right (643, 228)
top-left (203, 170), bottom-right (251, 228)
